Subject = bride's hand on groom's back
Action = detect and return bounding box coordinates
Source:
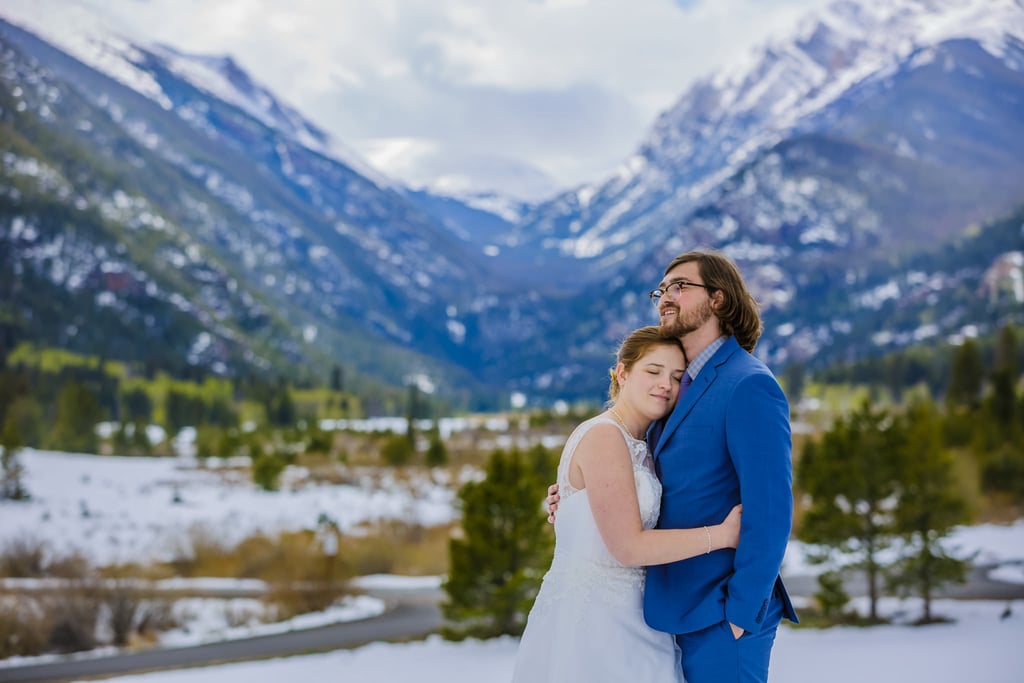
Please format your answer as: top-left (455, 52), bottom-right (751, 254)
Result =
top-left (546, 483), bottom-right (560, 523)
top-left (718, 504), bottom-right (742, 549)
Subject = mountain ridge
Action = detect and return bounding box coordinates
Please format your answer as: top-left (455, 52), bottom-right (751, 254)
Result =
top-left (503, 0), bottom-right (1024, 284)
top-left (1, 0), bottom-right (1022, 407)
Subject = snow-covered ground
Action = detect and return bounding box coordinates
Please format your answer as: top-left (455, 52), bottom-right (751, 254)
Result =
top-left (2, 448), bottom-right (1024, 682)
top-left (1, 448), bottom-right (461, 566)
top-left (71, 597), bottom-right (1024, 683)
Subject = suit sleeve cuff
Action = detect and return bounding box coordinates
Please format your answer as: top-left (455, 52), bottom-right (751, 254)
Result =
top-left (726, 596), bottom-right (771, 635)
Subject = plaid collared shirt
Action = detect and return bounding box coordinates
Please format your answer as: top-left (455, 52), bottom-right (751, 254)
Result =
top-left (685, 336), bottom-right (727, 381)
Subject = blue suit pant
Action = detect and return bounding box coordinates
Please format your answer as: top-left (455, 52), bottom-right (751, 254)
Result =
top-left (675, 594), bottom-right (784, 683)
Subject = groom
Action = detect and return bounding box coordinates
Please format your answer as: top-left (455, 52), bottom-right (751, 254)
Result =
top-left (549, 249), bottom-right (797, 682)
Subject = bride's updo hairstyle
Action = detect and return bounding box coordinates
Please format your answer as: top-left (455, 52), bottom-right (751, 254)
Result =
top-left (608, 326), bottom-right (684, 402)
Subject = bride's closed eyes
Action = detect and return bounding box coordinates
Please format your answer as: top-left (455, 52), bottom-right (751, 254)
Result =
top-left (640, 363), bottom-right (685, 384)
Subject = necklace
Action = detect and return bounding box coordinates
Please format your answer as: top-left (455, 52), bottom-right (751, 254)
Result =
top-left (608, 407), bottom-right (638, 441)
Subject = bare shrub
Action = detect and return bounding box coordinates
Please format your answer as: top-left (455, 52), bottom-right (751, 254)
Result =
top-left (0, 541), bottom-right (98, 656)
top-left (47, 549), bottom-right (92, 579)
top-left (233, 533), bottom-right (278, 578)
top-left (47, 586), bottom-right (101, 653)
top-left (266, 582), bottom-right (343, 620)
top-left (343, 528), bottom-right (399, 576)
top-left (136, 598), bottom-right (179, 637)
top-left (167, 523), bottom-right (234, 577)
top-left (343, 519), bottom-right (453, 576)
top-left (302, 464), bottom-right (355, 486)
top-left (0, 596), bottom-right (50, 658)
top-left (391, 522), bottom-right (455, 576)
top-left (99, 578), bottom-right (143, 646)
top-left (0, 535), bottom-right (47, 577)
top-left (263, 530), bottom-right (343, 619)
top-left (0, 536), bottom-right (92, 580)
top-left (221, 600), bottom-right (267, 628)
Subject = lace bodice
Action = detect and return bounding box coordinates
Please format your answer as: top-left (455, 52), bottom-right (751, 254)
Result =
top-left (526, 415), bottom-right (664, 616)
top-left (555, 415), bottom-right (662, 530)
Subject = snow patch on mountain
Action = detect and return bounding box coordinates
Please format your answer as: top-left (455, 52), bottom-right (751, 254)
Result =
top-left (514, 0), bottom-right (1024, 278)
top-left (0, 0), bottom-right (390, 190)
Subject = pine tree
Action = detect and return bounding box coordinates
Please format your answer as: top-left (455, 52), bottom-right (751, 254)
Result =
top-left (987, 368), bottom-right (1017, 430)
top-left (2, 396), bottom-right (42, 449)
top-left (797, 401), bottom-right (904, 621)
top-left (987, 324), bottom-right (1019, 433)
top-left (979, 324), bottom-right (1024, 497)
top-left (782, 361), bottom-right (806, 404)
top-left (165, 390), bottom-right (206, 433)
top-left (113, 421), bottom-right (152, 457)
top-left (813, 570), bottom-right (851, 623)
top-left (945, 339), bottom-right (983, 411)
top-left (269, 383), bottom-right (296, 427)
top-left (982, 442), bottom-right (1024, 499)
top-left (120, 387), bottom-right (153, 424)
top-left (49, 381), bottom-right (103, 453)
top-left (1, 413), bottom-right (29, 500)
top-left (0, 369), bottom-right (31, 431)
top-left (994, 324), bottom-right (1019, 378)
top-left (887, 399), bottom-right (970, 623)
top-left (442, 445), bottom-right (556, 639)
top-left (251, 449), bottom-right (289, 491)
top-left (380, 433), bottom-right (413, 466)
top-left (425, 424), bottom-right (447, 467)
top-left (405, 383), bottom-right (418, 447)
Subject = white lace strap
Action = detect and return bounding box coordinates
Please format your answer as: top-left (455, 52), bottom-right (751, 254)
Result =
top-left (556, 416), bottom-right (640, 495)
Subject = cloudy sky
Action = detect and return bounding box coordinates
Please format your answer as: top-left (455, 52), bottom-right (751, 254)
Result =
top-left (18, 0), bottom-right (833, 199)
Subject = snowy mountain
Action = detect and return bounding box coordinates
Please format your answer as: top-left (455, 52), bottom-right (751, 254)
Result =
top-left (486, 0), bottom-right (1024, 393)
top-left (506, 0), bottom-right (1024, 285)
top-left (1, 0), bottom-right (1023, 404)
top-left (0, 12), bottom-right (515, 395)
top-left (0, 0), bottom-right (391, 191)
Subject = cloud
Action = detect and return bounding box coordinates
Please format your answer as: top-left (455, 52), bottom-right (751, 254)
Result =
top-left (23, 0), bottom-right (834, 199)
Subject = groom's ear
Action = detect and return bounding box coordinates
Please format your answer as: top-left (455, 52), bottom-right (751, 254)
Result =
top-left (710, 288), bottom-right (726, 311)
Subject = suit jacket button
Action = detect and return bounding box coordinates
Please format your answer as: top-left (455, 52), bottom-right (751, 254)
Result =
top-left (756, 599), bottom-right (768, 623)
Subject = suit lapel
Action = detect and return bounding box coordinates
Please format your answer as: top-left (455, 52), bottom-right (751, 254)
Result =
top-left (652, 337), bottom-right (740, 460)
top-left (653, 369), bottom-right (711, 460)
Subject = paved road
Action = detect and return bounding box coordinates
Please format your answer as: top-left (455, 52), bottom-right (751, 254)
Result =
top-left (782, 563), bottom-right (1024, 602)
top-left (0, 598), bottom-right (442, 683)
top-left (1, 566), bottom-right (1020, 683)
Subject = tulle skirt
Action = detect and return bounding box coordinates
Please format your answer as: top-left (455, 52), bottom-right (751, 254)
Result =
top-left (511, 560), bottom-right (683, 683)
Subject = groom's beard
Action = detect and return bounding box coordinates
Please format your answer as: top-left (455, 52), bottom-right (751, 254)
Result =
top-left (661, 298), bottom-right (714, 339)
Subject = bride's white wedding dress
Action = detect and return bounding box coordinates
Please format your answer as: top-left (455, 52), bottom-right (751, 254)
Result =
top-left (511, 416), bottom-right (682, 683)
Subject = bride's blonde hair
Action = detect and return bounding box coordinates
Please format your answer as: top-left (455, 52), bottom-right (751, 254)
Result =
top-left (608, 326), bottom-right (683, 402)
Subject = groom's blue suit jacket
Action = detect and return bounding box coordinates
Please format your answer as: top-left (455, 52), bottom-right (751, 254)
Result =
top-left (646, 336), bottom-right (798, 635)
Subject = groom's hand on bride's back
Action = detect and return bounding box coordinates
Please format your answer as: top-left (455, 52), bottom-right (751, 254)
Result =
top-left (546, 483), bottom-right (560, 523)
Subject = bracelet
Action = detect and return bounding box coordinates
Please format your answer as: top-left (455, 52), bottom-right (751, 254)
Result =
top-left (703, 525), bottom-right (712, 554)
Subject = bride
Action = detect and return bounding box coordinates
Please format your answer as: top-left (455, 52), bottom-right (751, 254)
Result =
top-left (511, 326), bottom-right (741, 682)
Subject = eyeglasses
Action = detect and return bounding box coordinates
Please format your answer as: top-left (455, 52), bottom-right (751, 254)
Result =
top-left (648, 280), bottom-right (712, 305)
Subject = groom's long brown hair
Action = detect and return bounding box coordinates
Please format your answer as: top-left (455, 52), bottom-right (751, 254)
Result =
top-left (664, 250), bottom-right (763, 353)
